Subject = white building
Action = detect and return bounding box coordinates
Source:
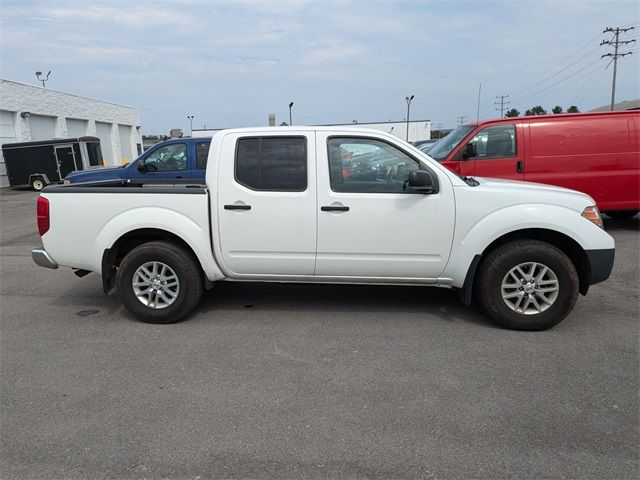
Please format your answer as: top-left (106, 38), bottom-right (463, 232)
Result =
top-left (192, 119), bottom-right (431, 143)
top-left (0, 79), bottom-right (143, 187)
top-left (329, 120), bottom-right (431, 143)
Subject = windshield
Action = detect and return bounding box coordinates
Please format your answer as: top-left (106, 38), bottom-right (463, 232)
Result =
top-left (427, 125), bottom-right (475, 161)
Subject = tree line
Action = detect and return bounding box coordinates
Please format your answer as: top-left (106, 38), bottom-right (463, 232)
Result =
top-left (504, 105), bottom-right (580, 117)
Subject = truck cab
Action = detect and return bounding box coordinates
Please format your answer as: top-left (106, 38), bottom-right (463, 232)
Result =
top-left (65, 137), bottom-right (211, 183)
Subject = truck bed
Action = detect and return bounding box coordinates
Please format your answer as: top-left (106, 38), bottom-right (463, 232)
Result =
top-left (39, 179), bottom-right (214, 276)
top-left (44, 178), bottom-right (206, 194)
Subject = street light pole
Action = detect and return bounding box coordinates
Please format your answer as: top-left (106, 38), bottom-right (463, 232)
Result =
top-left (187, 115), bottom-right (194, 136)
top-left (35, 71), bottom-right (51, 88)
top-left (405, 95), bottom-right (414, 142)
top-left (289, 102), bottom-right (294, 126)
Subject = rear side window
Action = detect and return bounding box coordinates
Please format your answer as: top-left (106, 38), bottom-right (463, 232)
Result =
top-left (235, 137), bottom-right (307, 191)
top-left (195, 142), bottom-right (210, 170)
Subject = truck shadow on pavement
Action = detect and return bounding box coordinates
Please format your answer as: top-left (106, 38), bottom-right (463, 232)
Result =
top-left (196, 282), bottom-right (495, 328)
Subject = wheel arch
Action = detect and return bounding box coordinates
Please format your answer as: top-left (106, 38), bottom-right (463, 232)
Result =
top-left (459, 228), bottom-right (591, 305)
top-left (101, 228), bottom-right (210, 295)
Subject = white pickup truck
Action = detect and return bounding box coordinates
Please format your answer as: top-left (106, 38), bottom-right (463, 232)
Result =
top-left (32, 127), bottom-right (615, 330)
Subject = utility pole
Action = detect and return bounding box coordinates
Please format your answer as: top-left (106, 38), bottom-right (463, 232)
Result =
top-left (601, 27), bottom-right (635, 111)
top-left (435, 122), bottom-right (445, 138)
top-left (457, 115), bottom-right (467, 126)
top-left (495, 95), bottom-right (510, 118)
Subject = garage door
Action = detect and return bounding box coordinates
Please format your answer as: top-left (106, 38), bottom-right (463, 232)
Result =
top-left (0, 110), bottom-right (17, 187)
top-left (118, 124), bottom-right (133, 164)
top-left (67, 118), bottom-right (88, 138)
top-left (95, 122), bottom-right (114, 165)
top-left (29, 114), bottom-right (56, 141)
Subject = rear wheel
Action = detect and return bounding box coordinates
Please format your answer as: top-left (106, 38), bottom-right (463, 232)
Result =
top-left (116, 241), bottom-right (203, 324)
top-left (476, 240), bottom-right (579, 331)
top-left (31, 177), bottom-right (45, 191)
top-left (605, 210), bottom-right (638, 220)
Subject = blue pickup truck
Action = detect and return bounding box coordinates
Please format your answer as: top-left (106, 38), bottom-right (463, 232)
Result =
top-left (65, 137), bottom-right (211, 183)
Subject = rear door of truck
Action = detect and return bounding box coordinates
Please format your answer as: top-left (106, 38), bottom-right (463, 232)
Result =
top-left (216, 131), bottom-right (317, 276)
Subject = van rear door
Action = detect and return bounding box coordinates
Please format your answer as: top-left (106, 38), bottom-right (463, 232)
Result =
top-left (464, 122), bottom-right (524, 180)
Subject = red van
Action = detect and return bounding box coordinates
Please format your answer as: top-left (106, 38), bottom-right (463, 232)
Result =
top-left (427, 111), bottom-right (640, 219)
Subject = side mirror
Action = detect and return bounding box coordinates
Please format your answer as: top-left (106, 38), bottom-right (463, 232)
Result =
top-left (462, 142), bottom-right (476, 159)
top-left (136, 161), bottom-right (145, 172)
top-left (408, 170), bottom-right (437, 193)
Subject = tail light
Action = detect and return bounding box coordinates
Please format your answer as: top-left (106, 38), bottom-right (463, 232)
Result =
top-left (37, 196), bottom-right (50, 236)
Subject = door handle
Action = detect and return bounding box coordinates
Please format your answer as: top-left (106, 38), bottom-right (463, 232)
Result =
top-left (321, 205), bottom-right (349, 212)
top-left (176, 176), bottom-right (183, 179)
top-left (224, 204), bottom-right (251, 210)
top-left (516, 160), bottom-right (523, 174)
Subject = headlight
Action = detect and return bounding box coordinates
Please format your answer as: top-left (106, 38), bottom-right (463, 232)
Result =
top-left (581, 206), bottom-right (603, 229)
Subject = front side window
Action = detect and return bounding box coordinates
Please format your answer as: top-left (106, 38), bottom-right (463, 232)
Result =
top-left (144, 144), bottom-right (187, 171)
top-left (195, 142), bottom-right (210, 170)
top-left (472, 124), bottom-right (516, 159)
top-left (328, 137), bottom-right (420, 193)
top-left (235, 137), bottom-right (307, 191)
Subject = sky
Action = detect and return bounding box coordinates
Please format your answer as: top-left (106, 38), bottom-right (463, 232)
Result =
top-left (1, 0), bottom-right (639, 135)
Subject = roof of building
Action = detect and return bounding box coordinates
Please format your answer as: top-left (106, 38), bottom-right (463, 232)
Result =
top-left (0, 79), bottom-right (137, 110)
top-left (589, 99), bottom-right (640, 112)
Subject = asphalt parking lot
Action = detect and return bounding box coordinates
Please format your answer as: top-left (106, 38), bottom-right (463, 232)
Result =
top-left (0, 188), bottom-right (638, 479)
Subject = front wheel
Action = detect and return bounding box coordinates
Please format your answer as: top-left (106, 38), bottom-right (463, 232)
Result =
top-left (476, 240), bottom-right (579, 331)
top-left (116, 241), bottom-right (203, 324)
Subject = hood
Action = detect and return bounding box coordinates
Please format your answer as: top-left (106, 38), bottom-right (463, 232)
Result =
top-left (471, 176), bottom-right (596, 212)
top-left (66, 165), bottom-right (128, 178)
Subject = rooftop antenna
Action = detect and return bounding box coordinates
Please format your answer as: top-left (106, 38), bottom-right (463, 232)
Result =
top-left (476, 82), bottom-right (482, 123)
top-left (35, 71), bottom-right (51, 87)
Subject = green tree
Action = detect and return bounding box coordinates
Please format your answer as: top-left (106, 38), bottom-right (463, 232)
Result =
top-left (552, 106), bottom-right (563, 114)
top-left (566, 105), bottom-right (580, 113)
top-left (504, 108), bottom-right (520, 117)
top-left (525, 105), bottom-right (547, 115)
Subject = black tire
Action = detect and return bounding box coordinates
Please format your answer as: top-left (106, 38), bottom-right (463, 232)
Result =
top-left (605, 210), bottom-right (639, 220)
top-left (31, 177), bottom-right (45, 191)
top-left (116, 241), bottom-right (203, 324)
top-left (476, 240), bottom-right (579, 331)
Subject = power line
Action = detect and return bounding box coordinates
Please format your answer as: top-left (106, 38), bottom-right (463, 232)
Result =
top-left (507, 57), bottom-right (603, 107)
top-left (495, 95), bottom-right (510, 117)
top-left (574, 58), bottom-right (614, 106)
top-left (507, 41), bottom-right (603, 98)
top-left (601, 26), bottom-right (635, 110)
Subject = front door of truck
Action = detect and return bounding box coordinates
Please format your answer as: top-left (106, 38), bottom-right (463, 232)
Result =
top-left (462, 123), bottom-right (524, 180)
top-left (217, 132), bottom-right (317, 276)
top-left (132, 143), bottom-right (189, 180)
top-left (54, 145), bottom-right (78, 179)
top-left (315, 133), bottom-right (455, 279)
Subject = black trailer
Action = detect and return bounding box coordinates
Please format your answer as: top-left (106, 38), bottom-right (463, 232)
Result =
top-left (2, 136), bottom-right (103, 191)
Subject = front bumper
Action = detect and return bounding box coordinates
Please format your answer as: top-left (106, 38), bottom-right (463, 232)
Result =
top-left (32, 248), bottom-right (58, 269)
top-left (586, 248), bottom-right (615, 285)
